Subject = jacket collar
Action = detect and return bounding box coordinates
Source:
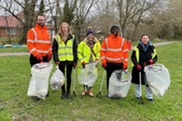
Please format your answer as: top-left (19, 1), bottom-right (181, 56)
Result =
top-left (35, 24), bottom-right (48, 30)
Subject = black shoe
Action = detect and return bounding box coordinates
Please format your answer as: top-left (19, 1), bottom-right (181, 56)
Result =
top-left (66, 94), bottom-right (72, 99)
top-left (61, 93), bottom-right (66, 99)
top-left (31, 96), bottom-right (41, 101)
top-left (46, 91), bottom-right (49, 97)
top-left (136, 97), bottom-right (140, 99)
top-left (148, 99), bottom-right (154, 102)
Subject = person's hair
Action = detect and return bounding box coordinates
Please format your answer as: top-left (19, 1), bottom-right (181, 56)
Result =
top-left (141, 33), bottom-right (150, 39)
top-left (58, 22), bottom-right (72, 35)
top-left (110, 25), bottom-right (119, 33)
top-left (36, 13), bottom-right (45, 20)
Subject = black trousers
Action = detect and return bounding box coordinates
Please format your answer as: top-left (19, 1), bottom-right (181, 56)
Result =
top-left (58, 61), bottom-right (73, 95)
top-left (29, 54), bottom-right (49, 67)
top-left (106, 62), bottom-right (123, 92)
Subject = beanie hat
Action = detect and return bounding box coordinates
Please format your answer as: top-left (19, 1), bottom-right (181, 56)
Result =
top-left (86, 29), bottom-right (94, 36)
top-left (110, 25), bottom-right (119, 32)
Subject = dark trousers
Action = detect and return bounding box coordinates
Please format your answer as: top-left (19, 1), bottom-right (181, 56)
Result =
top-left (29, 54), bottom-right (49, 67)
top-left (58, 61), bottom-right (73, 95)
top-left (106, 62), bottom-right (123, 92)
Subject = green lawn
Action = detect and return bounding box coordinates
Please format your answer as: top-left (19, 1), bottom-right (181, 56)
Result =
top-left (0, 46), bottom-right (28, 53)
top-left (0, 42), bottom-right (181, 121)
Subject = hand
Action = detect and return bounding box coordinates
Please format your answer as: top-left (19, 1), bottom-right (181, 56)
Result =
top-left (47, 54), bottom-right (52, 61)
top-left (82, 61), bottom-right (85, 68)
top-left (36, 55), bottom-right (43, 62)
top-left (73, 62), bottom-right (77, 69)
top-left (123, 65), bottom-right (127, 70)
top-left (136, 64), bottom-right (142, 71)
top-left (55, 61), bottom-right (60, 65)
top-left (102, 63), bottom-right (107, 69)
top-left (149, 59), bottom-right (153, 65)
top-left (96, 58), bottom-right (99, 61)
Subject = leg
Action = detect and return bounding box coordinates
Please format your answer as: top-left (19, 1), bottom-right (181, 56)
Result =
top-left (58, 62), bottom-right (66, 99)
top-left (66, 63), bottom-right (73, 97)
top-left (81, 85), bottom-right (87, 96)
top-left (146, 86), bottom-right (153, 101)
top-left (30, 54), bottom-right (39, 67)
top-left (135, 84), bottom-right (140, 98)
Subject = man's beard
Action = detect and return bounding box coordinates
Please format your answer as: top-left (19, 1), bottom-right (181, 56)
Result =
top-left (38, 23), bottom-right (45, 27)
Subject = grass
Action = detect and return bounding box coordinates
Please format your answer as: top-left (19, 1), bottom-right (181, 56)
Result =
top-left (0, 46), bottom-right (28, 53)
top-left (0, 41), bottom-right (182, 120)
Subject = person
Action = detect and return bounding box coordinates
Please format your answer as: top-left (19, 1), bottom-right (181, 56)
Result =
top-left (77, 29), bottom-right (101, 97)
top-left (131, 33), bottom-right (157, 102)
top-left (100, 25), bottom-right (128, 95)
top-left (52, 22), bottom-right (78, 99)
top-left (27, 14), bottom-right (52, 101)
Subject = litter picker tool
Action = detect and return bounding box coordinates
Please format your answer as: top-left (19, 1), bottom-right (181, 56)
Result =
top-left (96, 70), bottom-right (106, 98)
top-left (72, 68), bottom-right (76, 97)
top-left (138, 71), bottom-right (144, 105)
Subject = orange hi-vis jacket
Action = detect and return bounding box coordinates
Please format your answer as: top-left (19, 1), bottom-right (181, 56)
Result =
top-left (100, 34), bottom-right (129, 67)
top-left (27, 24), bottom-right (52, 57)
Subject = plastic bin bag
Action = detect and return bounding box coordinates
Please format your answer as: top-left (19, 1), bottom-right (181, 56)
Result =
top-left (108, 70), bottom-right (131, 98)
top-left (78, 61), bottom-right (99, 87)
top-left (27, 62), bottom-right (53, 99)
top-left (144, 63), bottom-right (170, 98)
top-left (50, 66), bottom-right (64, 90)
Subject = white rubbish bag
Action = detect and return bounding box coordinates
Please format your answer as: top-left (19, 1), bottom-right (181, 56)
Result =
top-left (27, 62), bottom-right (53, 99)
top-left (108, 70), bottom-right (131, 98)
top-left (144, 63), bottom-right (170, 98)
top-left (50, 66), bottom-right (64, 90)
top-left (78, 61), bottom-right (99, 87)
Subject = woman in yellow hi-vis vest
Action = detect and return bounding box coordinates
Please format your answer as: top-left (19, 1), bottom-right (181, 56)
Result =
top-left (131, 33), bottom-right (157, 102)
top-left (77, 29), bottom-right (101, 97)
top-left (52, 22), bottom-right (78, 99)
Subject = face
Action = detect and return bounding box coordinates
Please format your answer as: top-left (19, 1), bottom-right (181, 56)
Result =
top-left (87, 34), bottom-right (94, 41)
top-left (61, 24), bottom-right (69, 34)
top-left (141, 35), bottom-right (149, 45)
top-left (111, 28), bottom-right (119, 36)
top-left (36, 15), bottom-right (45, 27)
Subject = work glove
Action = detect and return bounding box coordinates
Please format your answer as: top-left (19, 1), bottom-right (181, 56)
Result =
top-left (102, 63), bottom-right (107, 69)
top-left (35, 55), bottom-right (43, 62)
top-left (55, 61), bottom-right (60, 65)
top-left (123, 65), bottom-right (127, 70)
top-left (149, 59), bottom-right (153, 65)
top-left (73, 62), bottom-right (77, 69)
top-left (47, 54), bottom-right (52, 61)
top-left (136, 64), bottom-right (142, 71)
top-left (82, 61), bottom-right (85, 68)
top-left (95, 58), bottom-right (100, 61)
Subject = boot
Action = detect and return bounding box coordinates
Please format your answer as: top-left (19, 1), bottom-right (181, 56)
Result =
top-left (81, 89), bottom-right (86, 96)
top-left (88, 88), bottom-right (93, 97)
top-left (81, 85), bottom-right (87, 96)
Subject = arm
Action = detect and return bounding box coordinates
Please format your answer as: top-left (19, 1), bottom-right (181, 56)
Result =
top-left (122, 39), bottom-right (129, 67)
top-left (27, 29), bottom-right (39, 57)
top-left (131, 50), bottom-right (138, 66)
top-left (73, 36), bottom-right (78, 63)
top-left (52, 38), bottom-right (59, 63)
top-left (100, 39), bottom-right (107, 65)
top-left (77, 42), bottom-right (84, 63)
top-left (94, 42), bottom-right (101, 60)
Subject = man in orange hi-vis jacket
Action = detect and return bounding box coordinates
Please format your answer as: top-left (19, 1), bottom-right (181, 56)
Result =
top-left (100, 25), bottom-right (129, 95)
top-left (27, 14), bottom-right (52, 101)
top-left (27, 14), bottom-right (52, 67)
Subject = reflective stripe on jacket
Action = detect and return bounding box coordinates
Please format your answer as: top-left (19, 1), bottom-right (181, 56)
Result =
top-left (27, 24), bottom-right (52, 57)
top-left (77, 39), bottom-right (101, 63)
top-left (100, 34), bottom-right (128, 67)
top-left (55, 34), bottom-right (74, 61)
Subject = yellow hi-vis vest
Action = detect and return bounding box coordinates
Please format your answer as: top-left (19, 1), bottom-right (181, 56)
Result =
top-left (132, 47), bottom-right (157, 66)
top-left (55, 34), bottom-right (74, 61)
top-left (77, 41), bottom-right (101, 63)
